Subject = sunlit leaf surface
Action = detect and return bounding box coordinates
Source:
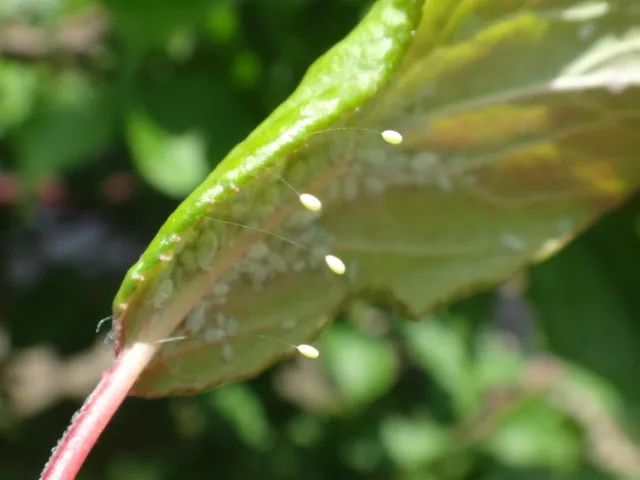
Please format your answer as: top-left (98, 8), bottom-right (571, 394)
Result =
top-left (112, 0), bottom-right (640, 396)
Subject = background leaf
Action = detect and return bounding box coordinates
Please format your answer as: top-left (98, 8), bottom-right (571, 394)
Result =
top-left (529, 197), bottom-right (640, 402)
top-left (323, 324), bottom-right (398, 408)
top-left (126, 110), bottom-right (209, 197)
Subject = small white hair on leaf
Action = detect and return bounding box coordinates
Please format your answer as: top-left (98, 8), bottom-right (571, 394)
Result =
top-left (324, 254), bottom-right (346, 275)
top-left (381, 129), bottom-right (403, 145)
top-left (296, 344), bottom-right (320, 359)
top-left (299, 193), bottom-right (322, 212)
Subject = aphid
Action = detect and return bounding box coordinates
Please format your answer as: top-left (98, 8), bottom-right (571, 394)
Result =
top-left (159, 253), bottom-right (173, 262)
top-left (280, 319), bottom-right (297, 330)
top-left (324, 254), bottom-right (346, 275)
top-left (186, 303), bottom-right (207, 334)
top-left (204, 328), bottom-right (226, 342)
top-left (247, 242), bottom-right (270, 259)
top-left (153, 279), bottom-right (174, 308)
top-left (212, 282), bottom-right (230, 297)
top-left (180, 249), bottom-right (198, 272)
top-left (500, 233), bottom-right (526, 252)
top-left (221, 343), bottom-right (234, 362)
top-left (132, 273), bottom-right (145, 282)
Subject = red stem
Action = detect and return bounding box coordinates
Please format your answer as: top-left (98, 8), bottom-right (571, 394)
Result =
top-left (39, 342), bottom-right (156, 480)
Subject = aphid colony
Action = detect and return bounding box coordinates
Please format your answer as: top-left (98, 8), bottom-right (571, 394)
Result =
top-left (119, 128), bottom-right (405, 365)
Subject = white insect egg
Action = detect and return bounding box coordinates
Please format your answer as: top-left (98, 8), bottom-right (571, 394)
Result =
top-left (298, 193), bottom-right (322, 212)
top-left (324, 254), bottom-right (346, 275)
top-left (296, 344), bottom-right (320, 359)
top-left (381, 129), bottom-right (403, 145)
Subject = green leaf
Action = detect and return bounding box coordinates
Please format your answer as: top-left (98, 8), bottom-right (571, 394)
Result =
top-left (323, 324), bottom-right (398, 408)
top-left (209, 384), bottom-right (273, 450)
top-left (126, 110), bottom-right (209, 197)
top-left (13, 71), bottom-right (115, 181)
top-left (112, 0), bottom-right (640, 396)
top-left (474, 329), bottom-right (526, 391)
top-left (206, 1), bottom-right (240, 45)
top-left (104, 0), bottom-right (210, 51)
top-left (0, 60), bottom-right (38, 132)
top-left (380, 415), bottom-right (451, 471)
top-left (486, 400), bottom-right (581, 470)
top-left (401, 316), bottom-right (479, 415)
top-left (529, 198), bottom-right (640, 401)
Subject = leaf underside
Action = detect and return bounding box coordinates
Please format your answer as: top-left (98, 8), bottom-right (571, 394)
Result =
top-left (113, 0), bottom-right (640, 396)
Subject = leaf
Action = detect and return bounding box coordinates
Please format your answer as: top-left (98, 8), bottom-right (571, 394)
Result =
top-left (486, 400), bottom-right (581, 470)
top-left (323, 324), bottom-right (398, 408)
top-left (104, 0), bottom-right (210, 51)
top-left (112, 0), bottom-right (640, 396)
top-left (126, 110), bottom-right (209, 197)
top-left (379, 415), bottom-right (451, 471)
top-left (401, 316), bottom-right (479, 416)
top-left (528, 197), bottom-right (640, 401)
top-left (209, 384), bottom-right (273, 450)
top-left (12, 70), bottom-right (115, 181)
top-left (0, 60), bottom-right (38, 132)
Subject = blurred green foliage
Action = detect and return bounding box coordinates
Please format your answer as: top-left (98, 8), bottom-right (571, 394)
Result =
top-left (0, 1), bottom-right (639, 479)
